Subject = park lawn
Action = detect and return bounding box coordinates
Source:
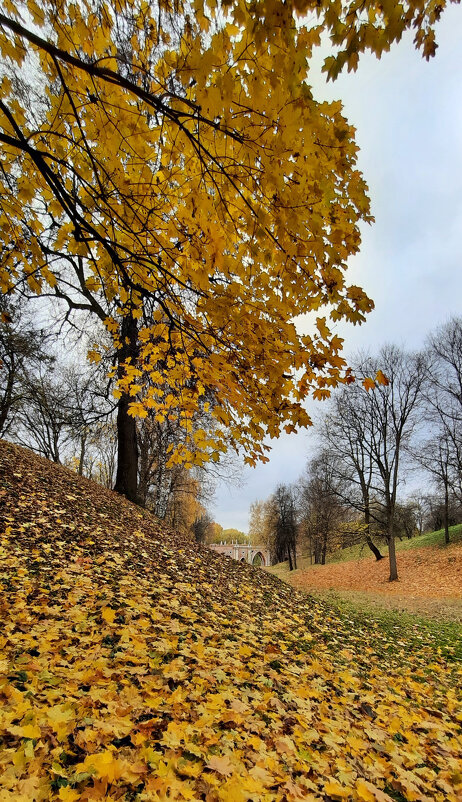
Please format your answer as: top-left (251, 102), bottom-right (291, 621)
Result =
top-left (267, 526), bottom-right (462, 621)
top-left (1, 440), bottom-right (461, 802)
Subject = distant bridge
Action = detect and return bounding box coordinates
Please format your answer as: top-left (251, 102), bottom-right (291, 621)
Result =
top-left (208, 542), bottom-right (271, 567)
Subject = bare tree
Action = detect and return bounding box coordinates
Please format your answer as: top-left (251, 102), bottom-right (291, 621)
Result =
top-left (16, 368), bottom-right (73, 463)
top-left (353, 346), bottom-right (427, 580)
top-left (298, 451), bottom-right (347, 564)
top-left (0, 297), bottom-right (52, 436)
top-left (425, 492), bottom-right (462, 535)
top-left (87, 422), bottom-right (118, 488)
top-left (406, 491), bottom-right (429, 536)
top-left (269, 485), bottom-right (298, 570)
top-left (422, 318), bottom-right (462, 518)
top-left (320, 384), bottom-right (386, 561)
top-left (412, 430), bottom-right (456, 545)
top-left (62, 364), bottom-right (115, 475)
top-left (320, 346), bottom-right (426, 580)
top-left (14, 354), bottom-right (114, 468)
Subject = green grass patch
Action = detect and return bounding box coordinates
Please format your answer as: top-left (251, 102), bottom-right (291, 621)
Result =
top-left (310, 590), bottom-right (462, 663)
top-left (396, 523), bottom-right (462, 551)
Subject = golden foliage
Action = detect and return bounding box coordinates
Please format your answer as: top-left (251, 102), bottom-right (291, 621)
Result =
top-left (0, 0), bottom-right (458, 467)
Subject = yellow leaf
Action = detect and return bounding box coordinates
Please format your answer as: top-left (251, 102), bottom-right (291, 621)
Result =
top-left (128, 401), bottom-right (148, 418)
top-left (316, 316), bottom-right (331, 340)
top-left (101, 606), bottom-right (116, 623)
top-left (76, 749), bottom-right (123, 782)
top-left (355, 780), bottom-right (394, 802)
top-left (355, 778), bottom-right (376, 801)
top-left (19, 723), bottom-right (41, 739)
top-left (27, 0), bottom-right (45, 24)
top-left (58, 789), bottom-right (80, 802)
top-left (323, 779), bottom-right (351, 798)
top-left (88, 349), bottom-right (102, 363)
top-left (7, 722), bottom-right (40, 740)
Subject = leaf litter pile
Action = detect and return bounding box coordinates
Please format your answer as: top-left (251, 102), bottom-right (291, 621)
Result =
top-left (0, 442), bottom-right (461, 802)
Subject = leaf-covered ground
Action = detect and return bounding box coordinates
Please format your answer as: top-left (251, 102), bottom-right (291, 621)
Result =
top-left (273, 546), bottom-right (462, 599)
top-left (268, 545), bottom-right (462, 622)
top-left (1, 441), bottom-right (461, 802)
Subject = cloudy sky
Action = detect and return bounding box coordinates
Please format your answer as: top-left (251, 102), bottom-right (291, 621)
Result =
top-left (212, 6), bottom-right (462, 531)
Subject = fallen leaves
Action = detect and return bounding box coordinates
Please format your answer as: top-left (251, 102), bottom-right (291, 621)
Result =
top-left (0, 441), bottom-right (461, 801)
top-left (206, 755), bottom-right (234, 776)
top-left (286, 544), bottom-right (462, 600)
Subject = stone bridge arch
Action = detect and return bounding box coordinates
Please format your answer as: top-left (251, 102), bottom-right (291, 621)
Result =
top-left (208, 543), bottom-right (271, 567)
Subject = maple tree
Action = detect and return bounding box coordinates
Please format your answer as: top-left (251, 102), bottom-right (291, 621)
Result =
top-left (1, 440), bottom-right (462, 801)
top-left (0, 0), bottom-right (457, 502)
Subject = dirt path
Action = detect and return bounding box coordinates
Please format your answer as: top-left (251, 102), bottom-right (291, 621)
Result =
top-left (277, 543), bottom-right (462, 621)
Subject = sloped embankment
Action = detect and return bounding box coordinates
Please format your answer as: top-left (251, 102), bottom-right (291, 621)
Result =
top-left (0, 440), bottom-right (461, 802)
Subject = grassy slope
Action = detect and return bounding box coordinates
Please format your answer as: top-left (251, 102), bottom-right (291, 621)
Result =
top-left (0, 441), bottom-right (461, 802)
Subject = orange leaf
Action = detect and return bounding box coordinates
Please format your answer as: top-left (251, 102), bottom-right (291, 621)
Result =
top-left (362, 377), bottom-right (375, 392)
top-left (375, 369), bottom-right (389, 386)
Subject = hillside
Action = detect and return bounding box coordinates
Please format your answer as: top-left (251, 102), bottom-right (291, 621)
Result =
top-left (0, 441), bottom-right (461, 802)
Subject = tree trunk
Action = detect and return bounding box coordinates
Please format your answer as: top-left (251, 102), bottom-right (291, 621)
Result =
top-left (388, 515), bottom-right (398, 581)
top-left (287, 543), bottom-right (293, 571)
top-left (366, 536), bottom-right (384, 561)
top-left (364, 503), bottom-right (383, 559)
top-left (78, 432), bottom-right (86, 476)
top-left (114, 312), bottom-right (140, 505)
top-left (313, 541), bottom-right (322, 564)
top-left (444, 482), bottom-right (450, 545)
top-left (137, 431), bottom-right (150, 507)
top-left (292, 543), bottom-right (297, 570)
top-left (0, 368), bottom-right (14, 435)
top-left (52, 429), bottom-right (60, 463)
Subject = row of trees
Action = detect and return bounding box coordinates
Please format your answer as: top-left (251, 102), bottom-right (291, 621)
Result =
top-left (249, 318), bottom-right (462, 581)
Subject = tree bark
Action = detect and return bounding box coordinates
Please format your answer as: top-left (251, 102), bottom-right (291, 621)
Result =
top-left (0, 366), bottom-right (14, 435)
top-left (114, 311), bottom-right (140, 505)
top-left (137, 429), bottom-right (150, 507)
top-left (321, 533), bottom-right (327, 565)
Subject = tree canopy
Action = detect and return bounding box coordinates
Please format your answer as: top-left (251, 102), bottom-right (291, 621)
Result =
top-left (0, 0), bottom-right (457, 479)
